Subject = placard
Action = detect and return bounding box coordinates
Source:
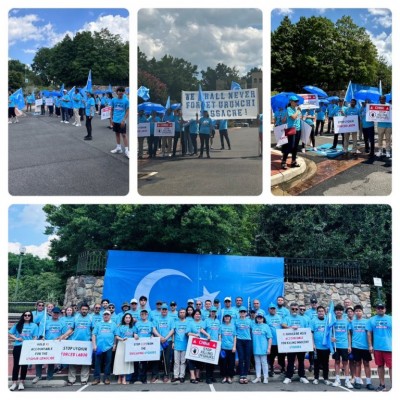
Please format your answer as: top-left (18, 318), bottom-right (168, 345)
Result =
top-left (101, 106), bottom-right (111, 120)
top-left (273, 123), bottom-right (287, 143)
top-left (277, 328), bottom-right (314, 353)
top-left (185, 336), bottom-right (221, 365)
top-left (19, 340), bottom-right (61, 365)
top-left (333, 115), bottom-right (359, 134)
top-left (155, 122), bottom-right (175, 137)
top-left (366, 104), bottom-right (392, 123)
top-left (299, 93), bottom-right (319, 109)
top-left (45, 98), bottom-right (54, 106)
top-left (300, 120), bottom-right (312, 144)
top-left (124, 337), bottom-right (160, 362)
top-left (138, 122), bottom-right (150, 137)
top-left (60, 340), bottom-right (92, 365)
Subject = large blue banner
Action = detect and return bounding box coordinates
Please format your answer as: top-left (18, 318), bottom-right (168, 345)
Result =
top-left (103, 251), bottom-right (284, 311)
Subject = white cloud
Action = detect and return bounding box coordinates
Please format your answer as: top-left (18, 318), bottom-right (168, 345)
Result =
top-left (8, 236), bottom-right (56, 259)
top-left (9, 14), bottom-right (55, 45)
top-left (367, 8), bottom-right (392, 29)
top-left (10, 204), bottom-right (47, 231)
top-left (80, 15), bottom-right (129, 42)
top-left (23, 49), bottom-right (37, 54)
top-left (367, 30), bottom-right (392, 64)
top-left (274, 9), bottom-right (294, 16)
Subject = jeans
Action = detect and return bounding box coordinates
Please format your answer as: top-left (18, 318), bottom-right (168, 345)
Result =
top-left (85, 116), bottom-right (92, 137)
top-left (316, 120), bottom-right (324, 134)
top-left (314, 349), bottom-right (330, 380)
top-left (282, 130), bottom-right (301, 163)
top-left (61, 107), bottom-right (69, 121)
top-left (220, 349), bottom-right (235, 378)
top-left (12, 346), bottom-right (28, 381)
top-left (362, 126), bottom-right (375, 154)
top-left (190, 134), bottom-right (198, 154)
top-left (148, 135), bottom-right (158, 157)
top-left (94, 348), bottom-right (113, 380)
top-left (173, 132), bottom-right (185, 156)
top-left (286, 352), bottom-right (306, 379)
top-left (236, 339), bottom-right (251, 377)
top-left (219, 129), bottom-right (231, 149)
top-left (199, 134), bottom-right (210, 156)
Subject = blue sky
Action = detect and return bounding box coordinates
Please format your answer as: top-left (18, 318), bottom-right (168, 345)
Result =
top-left (8, 205), bottom-right (51, 258)
top-left (271, 8), bottom-right (392, 64)
top-left (9, 8), bottom-right (129, 65)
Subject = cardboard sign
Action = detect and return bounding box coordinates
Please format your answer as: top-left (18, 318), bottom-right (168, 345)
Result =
top-left (185, 336), bottom-right (221, 365)
top-left (366, 104), bottom-right (392, 123)
top-left (124, 337), bottom-right (160, 362)
top-left (299, 93), bottom-right (319, 109)
top-left (60, 340), bottom-right (92, 365)
top-left (273, 123), bottom-right (287, 143)
top-left (300, 120), bottom-right (312, 144)
top-left (155, 122), bottom-right (175, 137)
top-left (19, 340), bottom-right (61, 365)
top-left (138, 122), bottom-right (150, 137)
top-left (277, 328), bottom-right (314, 353)
top-left (101, 106), bottom-right (111, 120)
top-left (333, 115), bottom-right (359, 134)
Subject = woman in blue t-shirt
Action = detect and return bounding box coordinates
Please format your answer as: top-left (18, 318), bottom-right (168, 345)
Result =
top-left (282, 96), bottom-right (302, 169)
top-left (219, 314), bottom-right (237, 383)
top-left (84, 92), bottom-right (95, 140)
top-left (197, 110), bottom-right (213, 158)
top-left (8, 311), bottom-right (39, 391)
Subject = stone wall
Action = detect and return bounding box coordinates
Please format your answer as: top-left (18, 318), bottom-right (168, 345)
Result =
top-left (64, 276), bottom-right (371, 316)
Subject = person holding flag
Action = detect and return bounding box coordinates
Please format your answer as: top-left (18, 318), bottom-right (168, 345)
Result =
top-left (8, 89), bottom-right (18, 124)
top-left (196, 110), bottom-right (213, 158)
top-left (83, 91), bottom-right (95, 140)
top-left (60, 89), bottom-right (71, 123)
top-left (72, 88), bottom-right (83, 127)
top-left (110, 87), bottom-right (129, 158)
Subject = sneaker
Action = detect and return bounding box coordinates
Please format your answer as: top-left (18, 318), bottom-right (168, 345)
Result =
top-left (252, 377), bottom-right (261, 384)
top-left (376, 149), bottom-right (382, 157)
top-left (332, 380), bottom-right (341, 387)
top-left (8, 121), bottom-right (12, 124)
top-left (9, 383), bottom-right (17, 391)
top-left (150, 377), bottom-right (159, 383)
top-left (313, 379), bottom-right (319, 385)
top-left (104, 379), bottom-right (110, 385)
top-left (18, 382), bottom-right (24, 390)
top-left (60, 120), bottom-right (65, 123)
top-left (366, 383), bottom-right (376, 390)
top-left (376, 384), bottom-right (386, 391)
top-left (72, 122), bottom-right (77, 126)
top-left (125, 149), bottom-right (130, 158)
top-left (91, 379), bottom-right (100, 385)
top-left (32, 377), bottom-right (41, 384)
top-left (179, 378), bottom-right (185, 383)
top-left (300, 377), bottom-right (309, 384)
top-left (76, 123), bottom-right (82, 127)
top-left (163, 377), bottom-right (169, 383)
top-left (110, 147), bottom-right (123, 154)
top-left (263, 378), bottom-right (268, 384)
top-left (386, 151), bottom-right (391, 159)
top-left (353, 382), bottom-right (362, 389)
top-left (301, 148), bottom-right (306, 153)
top-left (313, 147), bottom-right (318, 151)
top-left (324, 380), bottom-right (332, 386)
top-left (283, 378), bottom-right (291, 384)
top-left (65, 121), bottom-right (69, 124)
top-left (345, 380), bottom-right (354, 389)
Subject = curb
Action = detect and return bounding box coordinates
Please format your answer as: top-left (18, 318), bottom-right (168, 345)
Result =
top-left (271, 150), bottom-right (307, 186)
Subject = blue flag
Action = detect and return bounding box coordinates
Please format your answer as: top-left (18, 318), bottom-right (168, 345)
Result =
top-left (230, 81), bottom-right (241, 91)
top-left (344, 80), bottom-right (353, 103)
top-left (67, 86), bottom-right (75, 109)
top-left (322, 300), bottom-right (336, 353)
top-left (198, 84), bottom-right (205, 113)
top-left (11, 88), bottom-right (25, 110)
top-left (137, 86), bottom-right (150, 101)
top-left (379, 80), bottom-right (382, 95)
top-left (59, 83), bottom-right (65, 97)
top-left (165, 96), bottom-right (170, 110)
top-left (107, 83), bottom-right (112, 94)
top-left (86, 70), bottom-right (92, 92)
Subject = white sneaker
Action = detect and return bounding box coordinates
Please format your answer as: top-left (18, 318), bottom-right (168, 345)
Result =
top-left (252, 377), bottom-right (261, 384)
top-left (324, 380), bottom-right (332, 386)
top-left (301, 148), bottom-right (306, 153)
top-left (18, 382), bottom-right (24, 390)
top-left (32, 376), bottom-right (40, 384)
top-left (110, 147), bottom-right (122, 154)
top-left (15, 118), bottom-right (19, 123)
top-left (263, 378), bottom-right (268, 384)
top-left (345, 380), bottom-right (354, 389)
top-left (332, 380), bottom-right (341, 387)
top-left (300, 377), bottom-right (309, 384)
top-left (8, 120), bottom-right (12, 124)
top-left (60, 120), bottom-right (65, 123)
top-left (283, 378), bottom-right (291, 384)
top-left (72, 122), bottom-right (77, 126)
top-left (65, 121), bottom-right (69, 124)
top-left (76, 124), bottom-right (82, 127)
top-left (313, 147), bottom-right (318, 151)
top-left (9, 383), bottom-right (17, 391)
top-left (313, 379), bottom-right (319, 385)
top-left (386, 151), bottom-right (391, 159)
top-left (376, 149), bottom-right (382, 157)
top-left (125, 149), bottom-right (130, 158)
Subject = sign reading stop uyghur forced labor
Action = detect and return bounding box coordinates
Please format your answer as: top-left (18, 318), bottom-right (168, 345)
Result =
top-left (60, 340), bottom-right (93, 365)
top-left (185, 336), bottom-right (221, 365)
top-left (299, 94), bottom-right (319, 109)
top-left (333, 115), bottom-right (359, 134)
top-left (19, 340), bottom-right (61, 365)
top-left (124, 337), bottom-right (160, 362)
top-left (155, 122), bottom-right (175, 136)
top-left (181, 89), bottom-right (258, 120)
top-left (101, 106), bottom-right (111, 120)
top-left (366, 104), bottom-right (392, 123)
top-left (138, 122), bottom-right (150, 137)
top-left (276, 328), bottom-right (314, 353)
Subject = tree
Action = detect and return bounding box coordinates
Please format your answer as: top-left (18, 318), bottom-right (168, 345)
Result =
top-left (201, 63), bottom-right (241, 90)
top-left (138, 70), bottom-right (168, 104)
top-left (8, 252), bottom-right (56, 278)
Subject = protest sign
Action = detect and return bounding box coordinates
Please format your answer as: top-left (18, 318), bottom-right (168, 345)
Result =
top-left (277, 328), bottom-right (314, 353)
top-left (273, 123), bottom-right (287, 144)
top-left (366, 104), bottom-right (392, 123)
top-left (185, 336), bottom-right (221, 365)
top-left (101, 106), bottom-right (111, 120)
top-left (35, 99), bottom-right (42, 113)
top-left (182, 89), bottom-right (258, 120)
top-left (333, 115), bottom-right (359, 134)
top-left (45, 98), bottom-right (54, 106)
top-left (60, 340), bottom-right (92, 365)
top-left (20, 340), bottom-right (61, 365)
top-left (299, 93), bottom-right (319, 109)
top-left (138, 122), bottom-right (150, 137)
top-left (124, 337), bottom-right (160, 362)
top-left (155, 122), bottom-right (175, 136)
top-left (300, 120), bottom-right (312, 144)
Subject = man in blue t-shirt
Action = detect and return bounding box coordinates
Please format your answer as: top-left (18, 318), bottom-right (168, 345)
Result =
top-left (343, 98), bottom-right (361, 156)
top-left (376, 95), bottom-right (392, 159)
top-left (218, 119), bottom-right (231, 150)
top-left (265, 303), bottom-right (284, 376)
top-left (110, 87), bottom-right (129, 158)
top-left (72, 88), bottom-right (82, 127)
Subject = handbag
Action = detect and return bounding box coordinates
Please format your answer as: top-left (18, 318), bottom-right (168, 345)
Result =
top-left (284, 127), bottom-right (296, 136)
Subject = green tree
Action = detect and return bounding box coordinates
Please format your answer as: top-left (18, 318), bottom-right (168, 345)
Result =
top-left (8, 252), bottom-right (56, 277)
top-left (201, 63), bottom-right (241, 90)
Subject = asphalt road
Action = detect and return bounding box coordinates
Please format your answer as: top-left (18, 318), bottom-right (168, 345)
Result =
top-left (8, 112), bottom-right (129, 196)
top-left (138, 127), bottom-right (262, 196)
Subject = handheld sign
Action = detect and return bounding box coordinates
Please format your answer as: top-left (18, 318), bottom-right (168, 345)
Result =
top-left (20, 340), bottom-right (62, 365)
top-left (101, 106), bottom-right (111, 120)
top-left (124, 337), bottom-right (160, 362)
top-left (299, 94), bottom-right (319, 109)
top-left (277, 328), bottom-right (313, 353)
top-left (185, 336), bottom-right (221, 365)
top-left (333, 116), bottom-right (359, 134)
top-left (155, 122), bottom-right (175, 137)
top-left (60, 340), bottom-right (92, 365)
top-left (366, 104), bottom-right (392, 123)
top-left (138, 122), bottom-right (150, 137)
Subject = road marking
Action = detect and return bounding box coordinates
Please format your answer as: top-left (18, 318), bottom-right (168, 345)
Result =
top-left (337, 385), bottom-right (352, 392)
top-left (77, 384), bottom-right (89, 392)
top-left (209, 383), bottom-right (216, 392)
top-left (138, 172), bottom-right (158, 180)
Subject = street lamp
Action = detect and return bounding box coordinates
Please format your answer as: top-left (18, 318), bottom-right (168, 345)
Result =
top-left (13, 246), bottom-right (26, 301)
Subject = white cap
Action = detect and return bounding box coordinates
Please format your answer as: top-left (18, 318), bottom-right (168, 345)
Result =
top-left (224, 296), bottom-right (231, 302)
top-left (187, 299), bottom-right (194, 303)
top-left (130, 298), bottom-right (138, 304)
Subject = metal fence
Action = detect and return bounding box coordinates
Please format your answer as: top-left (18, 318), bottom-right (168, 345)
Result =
top-left (76, 250), bottom-right (107, 275)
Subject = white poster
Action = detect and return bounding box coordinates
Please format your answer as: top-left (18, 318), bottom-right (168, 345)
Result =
top-left (138, 122), bottom-right (150, 137)
top-left (185, 336), bottom-right (221, 365)
top-left (101, 106), bottom-right (111, 120)
top-left (333, 115), bottom-right (359, 134)
top-left (299, 93), bottom-right (319, 109)
top-left (273, 123), bottom-right (287, 143)
top-left (155, 122), bottom-right (175, 137)
top-left (366, 104), bottom-right (392, 123)
top-left (182, 88), bottom-right (258, 120)
top-left (124, 337), bottom-right (160, 362)
top-left (45, 98), bottom-right (54, 106)
top-left (276, 328), bottom-right (314, 353)
top-left (59, 340), bottom-right (93, 365)
top-left (300, 120), bottom-right (313, 144)
top-left (19, 340), bottom-right (61, 365)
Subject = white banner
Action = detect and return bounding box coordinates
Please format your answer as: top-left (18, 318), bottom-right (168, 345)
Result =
top-left (366, 104), bottom-right (392, 123)
top-left (20, 340), bottom-right (61, 365)
top-left (60, 340), bottom-right (93, 365)
top-left (300, 120), bottom-right (313, 144)
top-left (138, 122), bottom-right (150, 137)
top-left (45, 98), bottom-right (54, 106)
top-left (182, 88), bottom-right (258, 120)
top-left (35, 99), bottom-right (42, 107)
top-left (334, 115), bottom-right (359, 134)
top-left (155, 122), bottom-right (175, 137)
top-left (299, 93), bottom-right (319, 109)
top-left (124, 337), bottom-right (160, 362)
top-left (185, 336), bottom-right (221, 365)
top-left (277, 328), bottom-right (314, 353)
top-left (101, 106), bottom-right (111, 120)
top-left (273, 123), bottom-right (287, 143)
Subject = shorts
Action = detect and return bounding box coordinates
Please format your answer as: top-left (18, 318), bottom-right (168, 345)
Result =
top-left (113, 122), bottom-right (127, 134)
top-left (332, 348), bottom-right (349, 362)
top-left (374, 350), bottom-right (392, 368)
top-left (351, 348), bottom-right (372, 362)
top-left (8, 107), bottom-right (16, 118)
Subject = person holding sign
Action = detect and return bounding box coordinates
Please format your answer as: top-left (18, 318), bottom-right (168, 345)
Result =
top-left (8, 311), bottom-right (38, 391)
top-left (204, 306), bottom-right (220, 384)
top-left (376, 95), bottom-right (392, 159)
top-left (301, 108), bottom-right (317, 152)
top-left (219, 314), bottom-right (237, 384)
top-left (110, 87), bottom-right (130, 158)
top-left (197, 110), bottom-right (213, 158)
top-left (360, 100), bottom-right (375, 157)
top-left (330, 99), bottom-right (346, 150)
top-left (251, 313), bottom-right (272, 384)
top-left (344, 99), bottom-right (361, 157)
top-left (135, 309), bottom-right (154, 383)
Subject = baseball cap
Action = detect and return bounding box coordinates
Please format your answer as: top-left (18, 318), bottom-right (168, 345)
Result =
top-left (250, 309), bottom-right (256, 314)
top-left (289, 95), bottom-right (299, 102)
top-left (103, 310), bottom-right (111, 315)
top-left (375, 303), bottom-right (386, 308)
top-left (130, 298), bottom-right (138, 304)
top-left (121, 302), bottom-right (130, 309)
top-left (256, 313), bottom-right (264, 318)
top-left (52, 307), bottom-right (61, 313)
top-left (156, 300), bottom-right (163, 305)
top-left (268, 303), bottom-right (277, 309)
top-left (224, 297), bottom-right (231, 302)
top-left (161, 303), bottom-right (168, 310)
top-left (214, 299), bottom-right (220, 304)
top-left (187, 299), bottom-right (194, 304)
top-left (140, 309), bottom-right (148, 314)
top-left (210, 307), bottom-right (217, 312)
top-left (239, 306), bottom-right (247, 312)
top-left (170, 301), bottom-right (177, 306)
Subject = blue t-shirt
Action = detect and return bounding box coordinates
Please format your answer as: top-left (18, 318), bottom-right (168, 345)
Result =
top-left (199, 117), bottom-right (213, 134)
top-left (327, 103), bottom-right (336, 117)
top-left (204, 318), bottom-right (221, 341)
top-left (287, 106), bottom-right (301, 130)
top-left (154, 316), bottom-right (174, 342)
top-left (72, 93), bottom-right (82, 109)
top-left (135, 320), bottom-right (154, 338)
top-left (174, 319), bottom-right (191, 351)
top-left (168, 311), bottom-right (179, 322)
top-left (70, 314), bottom-right (92, 341)
top-left (41, 319), bottom-right (66, 339)
top-left (92, 321), bottom-right (117, 351)
top-left (235, 318), bottom-right (252, 340)
top-left (302, 109), bottom-right (315, 126)
top-left (188, 320), bottom-right (206, 338)
top-left (258, 114), bottom-right (263, 133)
top-left (61, 316), bottom-right (76, 331)
top-left (274, 110), bottom-right (286, 126)
top-left (188, 119), bottom-right (199, 134)
top-left (333, 105), bottom-right (347, 116)
top-left (219, 119), bottom-right (228, 130)
top-left (350, 318), bottom-right (369, 350)
top-left (283, 314), bottom-right (309, 329)
top-left (149, 309), bottom-right (162, 324)
top-left (9, 323), bottom-right (39, 346)
top-left (85, 97), bottom-right (95, 117)
top-left (265, 314), bottom-right (282, 345)
top-left (126, 309), bottom-right (140, 322)
top-left (116, 324), bottom-right (137, 338)
top-left (316, 105), bottom-right (327, 120)
top-left (377, 103), bottom-right (392, 128)
top-left (61, 94), bottom-right (70, 107)
top-left (174, 115), bottom-right (182, 133)
top-left (9, 95), bottom-right (16, 107)
top-left (361, 106), bottom-right (374, 129)
top-left (305, 308), bottom-right (318, 321)
top-left (366, 315), bottom-right (392, 351)
top-left (219, 323), bottom-right (236, 350)
top-left (221, 307), bottom-right (237, 320)
top-left (344, 106), bottom-right (360, 116)
top-left (332, 318), bottom-right (350, 349)
top-left (276, 306), bottom-right (290, 320)
top-left (91, 314), bottom-right (103, 329)
top-left (251, 323), bottom-right (272, 355)
top-left (310, 317), bottom-right (330, 350)
top-left (32, 310), bottom-right (45, 325)
top-left (111, 97), bottom-right (129, 123)
top-left (148, 115), bottom-right (161, 136)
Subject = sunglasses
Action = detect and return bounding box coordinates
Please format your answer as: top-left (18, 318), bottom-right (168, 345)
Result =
top-left (94, 307), bottom-right (101, 310)
top-left (37, 304), bottom-right (44, 307)
top-left (299, 309), bottom-right (306, 311)
top-left (291, 308), bottom-right (299, 311)
top-left (24, 314), bottom-right (32, 317)
top-left (196, 303), bottom-right (202, 306)
top-left (108, 307), bottom-right (115, 309)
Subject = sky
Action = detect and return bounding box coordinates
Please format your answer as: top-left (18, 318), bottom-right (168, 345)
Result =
top-left (8, 204), bottom-right (53, 259)
top-left (138, 8), bottom-right (262, 76)
top-left (8, 8), bottom-right (129, 65)
top-left (271, 8), bottom-right (392, 65)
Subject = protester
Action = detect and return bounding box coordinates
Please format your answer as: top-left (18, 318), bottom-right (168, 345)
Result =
top-left (360, 100), bottom-right (375, 157)
top-left (60, 89), bottom-right (70, 123)
top-left (197, 110), bottom-right (213, 158)
top-left (315, 102), bottom-right (327, 135)
top-left (326, 99), bottom-right (337, 134)
top-left (265, 303), bottom-right (284, 376)
top-left (235, 306), bottom-right (252, 384)
top-left (32, 300), bottom-right (46, 325)
top-left (110, 87), bottom-right (129, 158)
top-left (127, 298), bottom-right (140, 322)
top-left (218, 119), bottom-right (231, 150)
top-left (8, 89), bottom-right (18, 124)
top-left (257, 113), bottom-right (263, 156)
top-left (376, 95), bottom-right (392, 159)
top-left (330, 98), bottom-right (346, 150)
top-left (161, 108), bottom-right (174, 157)
top-left (344, 98), bottom-right (361, 157)
top-left (219, 314), bottom-right (237, 384)
top-left (148, 110), bottom-right (161, 158)
top-left (204, 306), bottom-right (220, 383)
top-left (135, 309), bottom-right (154, 384)
top-left (301, 108), bottom-right (317, 152)
top-left (137, 110), bottom-right (147, 159)
top-left (172, 308), bottom-right (190, 383)
top-left (83, 91), bottom-right (95, 140)
top-left (172, 109), bottom-right (184, 157)
top-left (8, 311), bottom-right (38, 391)
top-left (72, 88), bottom-right (83, 127)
